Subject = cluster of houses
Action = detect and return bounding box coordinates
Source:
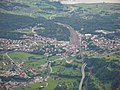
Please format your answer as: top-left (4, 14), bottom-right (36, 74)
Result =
top-left (0, 30), bottom-right (120, 56)
top-left (0, 29), bottom-right (120, 90)
top-left (92, 36), bottom-right (120, 50)
top-left (0, 58), bottom-right (51, 90)
top-left (1, 76), bottom-right (48, 90)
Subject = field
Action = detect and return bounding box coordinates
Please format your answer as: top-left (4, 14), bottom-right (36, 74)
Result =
top-left (14, 77), bottom-right (78, 90)
top-left (0, 49), bottom-right (120, 90)
top-left (0, 51), bottom-right (81, 90)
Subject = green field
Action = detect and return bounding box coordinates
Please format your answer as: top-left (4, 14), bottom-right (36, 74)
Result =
top-left (8, 52), bottom-right (45, 63)
top-left (14, 77), bottom-right (78, 90)
top-left (0, 50), bottom-right (120, 90)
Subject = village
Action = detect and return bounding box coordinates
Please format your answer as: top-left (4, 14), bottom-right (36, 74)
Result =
top-left (0, 30), bottom-right (120, 56)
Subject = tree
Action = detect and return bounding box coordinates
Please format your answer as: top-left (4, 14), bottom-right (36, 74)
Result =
top-left (54, 84), bottom-right (67, 90)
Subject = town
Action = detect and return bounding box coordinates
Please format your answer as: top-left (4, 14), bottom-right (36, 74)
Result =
top-left (0, 23), bottom-right (120, 90)
top-left (0, 28), bottom-right (120, 56)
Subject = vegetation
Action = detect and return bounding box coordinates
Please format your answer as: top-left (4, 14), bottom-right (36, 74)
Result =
top-left (0, 0), bottom-right (120, 40)
top-left (84, 55), bottom-right (120, 90)
top-left (53, 13), bottom-right (120, 34)
top-left (0, 51), bottom-right (120, 90)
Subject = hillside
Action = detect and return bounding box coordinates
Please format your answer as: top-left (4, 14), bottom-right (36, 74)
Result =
top-left (0, 0), bottom-right (120, 40)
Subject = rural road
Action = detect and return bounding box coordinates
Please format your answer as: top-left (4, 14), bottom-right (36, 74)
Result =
top-left (48, 57), bottom-right (64, 74)
top-left (54, 22), bottom-right (88, 90)
top-left (48, 61), bottom-right (53, 73)
top-left (32, 28), bottom-right (38, 46)
top-left (6, 52), bottom-right (29, 78)
top-left (79, 63), bottom-right (87, 90)
top-left (6, 52), bottom-right (15, 64)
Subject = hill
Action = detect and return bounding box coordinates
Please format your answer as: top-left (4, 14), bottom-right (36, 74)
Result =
top-left (0, 0), bottom-right (120, 40)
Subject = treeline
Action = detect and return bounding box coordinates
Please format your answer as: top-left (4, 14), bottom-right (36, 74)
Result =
top-left (37, 0), bottom-right (65, 12)
top-left (0, 76), bottom-right (29, 82)
top-left (51, 73), bottom-right (80, 79)
top-left (53, 13), bottom-right (120, 34)
top-left (0, 1), bottom-right (29, 11)
top-left (0, 12), bottom-right (37, 32)
top-left (0, 12), bottom-right (70, 41)
top-left (36, 22), bottom-right (70, 41)
top-left (0, 31), bottom-right (26, 40)
top-left (85, 57), bottom-right (120, 90)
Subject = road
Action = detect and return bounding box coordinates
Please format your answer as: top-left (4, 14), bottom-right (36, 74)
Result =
top-left (48, 57), bottom-right (64, 74)
top-left (48, 62), bottom-right (52, 73)
top-left (6, 52), bottom-right (29, 78)
top-left (32, 28), bottom-right (38, 46)
top-left (6, 52), bottom-right (15, 64)
top-left (56, 22), bottom-right (87, 90)
top-left (56, 22), bottom-right (80, 47)
top-left (79, 63), bottom-right (87, 90)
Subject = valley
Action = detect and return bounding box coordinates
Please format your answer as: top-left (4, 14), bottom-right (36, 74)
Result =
top-left (0, 0), bottom-right (120, 90)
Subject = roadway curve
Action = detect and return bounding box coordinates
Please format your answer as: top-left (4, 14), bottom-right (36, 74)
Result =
top-left (6, 52), bottom-right (29, 78)
top-left (48, 62), bottom-right (53, 73)
top-left (6, 52), bottom-right (15, 64)
top-left (79, 63), bottom-right (87, 90)
top-left (48, 57), bottom-right (63, 74)
top-left (56, 22), bottom-right (87, 90)
top-left (55, 22), bottom-right (80, 47)
top-left (54, 22), bottom-right (87, 90)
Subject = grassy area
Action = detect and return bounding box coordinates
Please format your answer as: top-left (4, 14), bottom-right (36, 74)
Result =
top-left (0, 0), bottom-right (67, 19)
top-left (14, 77), bottom-right (78, 90)
top-left (43, 77), bottom-right (77, 90)
top-left (89, 73), bottom-right (104, 90)
top-left (8, 52), bottom-right (35, 58)
top-left (25, 58), bottom-right (48, 67)
top-left (92, 54), bottom-right (120, 65)
top-left (48, 56), bottom-right (60, 61)
top-left (73, 3), bottom-right (120, 17)
top-left (1, 0), bottom-right (119, 19)
top-left (17, 28), bottom-right (32, 33)
top-left (14, 82), bottom-right (41, 90)
top-left (1, 52), bottom-right (120, 90)
top-left (4, 51), bottom-right (81, 90)
top-left (52, 65), bottom-right (81, 76)
top-left (8, 52), bottom-right (45, 62)
top-left (92, 54), bottom-right (120, 60)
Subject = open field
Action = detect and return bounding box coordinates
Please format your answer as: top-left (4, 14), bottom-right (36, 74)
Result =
top-left (14, 77), bottom-right (78, 90)
top-left (0, 50), bottom-right (120, 90)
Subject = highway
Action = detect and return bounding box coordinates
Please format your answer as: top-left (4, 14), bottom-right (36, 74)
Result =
top-left (79, 63), bottom-right (87, 90)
